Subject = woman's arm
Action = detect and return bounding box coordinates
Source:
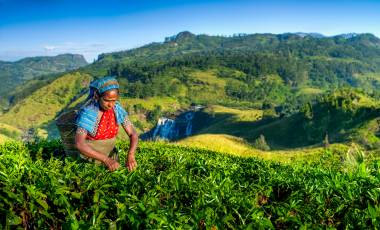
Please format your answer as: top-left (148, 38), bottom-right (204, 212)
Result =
top-left (75, 127), bottom-right (120, 171)
top-left (122, 118), bottom-right (139, 171)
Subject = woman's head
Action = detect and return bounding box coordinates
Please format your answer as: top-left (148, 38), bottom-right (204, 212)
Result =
top-left (95, 88), bottom-right (119, 111)
top-left (88, 76), bottom-right (120, 110)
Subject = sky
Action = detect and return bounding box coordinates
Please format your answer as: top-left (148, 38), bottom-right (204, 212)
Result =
top-left (1, 0), bottom-right (380, 62)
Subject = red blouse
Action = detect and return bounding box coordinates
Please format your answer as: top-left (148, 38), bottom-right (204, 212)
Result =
top-left (87, 109), bottom-right (119, 140)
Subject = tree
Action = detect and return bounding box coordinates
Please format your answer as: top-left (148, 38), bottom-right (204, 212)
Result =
top-left (253, 134), bottom-right (271, 151)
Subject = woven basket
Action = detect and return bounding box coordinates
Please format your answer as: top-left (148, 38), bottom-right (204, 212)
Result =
top-left (55, 110), bottom-right (79, 156)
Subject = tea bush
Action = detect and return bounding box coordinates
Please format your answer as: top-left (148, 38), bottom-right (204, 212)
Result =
top-left (0, 140), bottom-right (379, 229)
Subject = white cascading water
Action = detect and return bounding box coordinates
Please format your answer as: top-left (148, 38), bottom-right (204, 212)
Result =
top-left (151, 111), bottom-right (195, 140)
top-left (152, 118), bottom-right (176, 140)
top-left (185, 112), bottom-right (194, 136)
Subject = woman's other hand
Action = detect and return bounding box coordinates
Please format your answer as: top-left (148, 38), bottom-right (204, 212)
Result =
top-left (103, 157), bottom-right (120, 171)
top-left (126, 154), bottom-right (137, 171)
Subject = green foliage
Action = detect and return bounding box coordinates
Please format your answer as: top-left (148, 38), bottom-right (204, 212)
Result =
top-left (253, 134), bottom-right (271, 151)
top-left (0, 140), bottom-right (379, 229)
top-left (244, 89), bottom-right (380, 148)
top-left (99, 32), bottom-right (380, 108)
top-left (0, 128), bottom-right (19, 139)
top-left (147, 105), bottom-right (162, 123)
top-left (300, 89), bottom-right (377, 144)
top-left (3, 32), bottom-right (380, 147)
top-left (0, 54), bottom-right (88, 108)
top-left (0, 72), bottom-right (92, 132)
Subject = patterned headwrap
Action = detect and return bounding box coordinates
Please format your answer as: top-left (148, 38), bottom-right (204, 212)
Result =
top-left (88, 76), bottom-right (119, 99)
top-left (78, 76), bottom-right (127, 135)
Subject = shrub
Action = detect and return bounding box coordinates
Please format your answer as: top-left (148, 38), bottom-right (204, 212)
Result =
top-left (253, 134), bottom-right (271, 151)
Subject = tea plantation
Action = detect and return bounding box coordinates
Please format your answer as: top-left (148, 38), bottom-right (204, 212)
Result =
top-left (0, 140), bottom-right (379, 229)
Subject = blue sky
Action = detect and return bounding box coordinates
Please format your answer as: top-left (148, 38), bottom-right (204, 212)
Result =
top-left (1, 0), bottom-right (380, 62)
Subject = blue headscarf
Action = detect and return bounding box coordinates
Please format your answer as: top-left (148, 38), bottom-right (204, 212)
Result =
top-left (76, 76), bottom-right (128, 136)
top-left (87, 76), bottom-right (119, 99)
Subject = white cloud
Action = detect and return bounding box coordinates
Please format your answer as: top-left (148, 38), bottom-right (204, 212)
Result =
top-left (44, 45), bottom-right (56, 51)
top-left (39, 42), bottom-right (109, 61)
top-left (1, 41), bottom-right (124, 62)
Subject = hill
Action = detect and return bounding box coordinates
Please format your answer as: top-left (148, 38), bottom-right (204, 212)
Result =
top-left (7, 32), bottom-right (380, 109)
top-left (2, 32), bottom-right (380, 149)
top-left (0, 72), bottom-right (92, 138)
top-left (86, 31), bottom-right (380, 110)
top-left (0, 123), bottom-right (22, 144)
top-left (183, 89), bottom-right (380, 150)
top-left (0, 54), bottom-right (88, 109)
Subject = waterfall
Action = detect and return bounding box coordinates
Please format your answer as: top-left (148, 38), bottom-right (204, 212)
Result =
top-left (152, 118), bottom-right (177, 140)
top-left (145, 108), bottom-right (202, 141)
top-left (185, 112), bottom-right (194, 136)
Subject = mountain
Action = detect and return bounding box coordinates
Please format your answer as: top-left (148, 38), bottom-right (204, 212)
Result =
top-left (186, 89), bottom-right (380, 150)
top-left (294, 32), bottom-right (325, 38)
top-left (0, 72), bottom-right (91, 137)
top-left (336, 33), bottom-right (360, 39)
top-left (2, 32), bottom-right (380, 149)
top-left (86, 31), bottom-right (380, 110)
top-left (0, 54), bottom-right (88, 108)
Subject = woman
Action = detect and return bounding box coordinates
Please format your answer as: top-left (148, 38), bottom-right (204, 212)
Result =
top-left (75, 76), bottom-right (138, 171)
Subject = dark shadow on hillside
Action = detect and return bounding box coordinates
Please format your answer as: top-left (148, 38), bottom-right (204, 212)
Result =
top-left (175, 106), bottom-right (380, 150)
top-left (189, 110), bottom-right (299, 150)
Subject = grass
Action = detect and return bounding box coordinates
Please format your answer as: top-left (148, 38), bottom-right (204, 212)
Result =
top-left (0, 72), bottom-right (91, 130)
top-left (0, 123), bottom-right (23, 142)
top-left (187, 69), bottom-right (228, 103)
top-left (119, 96), bottom-right (182, 113)
top-left (297, 87), bottom-right (323, 96)
top-left (209, 105), bottom-right (263, 122)
top-left (195, 105), bottom-right (263, 136)
top-left (0, 134), bottom-right (12, 144)
top-left (190, 105), bottom-right (309, 149)
top-left (353, 92), bottom-right (380, 107)
top-left (0, 123), bottom-right (22, 134)
top-left (190, 69), bottom-right (227, 88)
top-left (176, 133), bottom-right (349, 163)
top-left (352, 73), bottom-right (380, 95)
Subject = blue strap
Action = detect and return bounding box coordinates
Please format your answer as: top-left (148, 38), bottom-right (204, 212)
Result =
top-left (76, 101), bottom-right (128, 135)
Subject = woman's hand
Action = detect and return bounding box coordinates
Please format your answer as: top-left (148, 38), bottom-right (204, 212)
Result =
top-left (126, 154), bottom-right (137, 171)
top-left (103, 157), bottom-right (120, 172)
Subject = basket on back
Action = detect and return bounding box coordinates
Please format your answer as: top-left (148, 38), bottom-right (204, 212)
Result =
top-left (55, 110), bottom-right (79, 157)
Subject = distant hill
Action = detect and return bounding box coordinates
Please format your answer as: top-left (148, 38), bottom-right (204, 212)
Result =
top-left (0, 72), bottom-right (91, 138)
top-left (22, 32), bottom-right (380, 109)
top-left (188, 89), bottom-right (380, 149)
top-left (0, 54), bottom-right (88, 108)
top-left (88, 31), bottom-right (380, 106)
top-left (2, 31), bottom-right (380, 149)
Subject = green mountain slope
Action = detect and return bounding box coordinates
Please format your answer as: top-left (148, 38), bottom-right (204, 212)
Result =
top-left (188, 89), bottom-right (380, 149)
top-left (9, 32), bottom-right (380, 111)
top-left (0, 72), bottom-right (92, 137)
top-left (81, 32), bottom-right (380, 111)
top-left (2, 32), bottom-right (380, 148)
top-left (0, 54), bottom-right (88, 108)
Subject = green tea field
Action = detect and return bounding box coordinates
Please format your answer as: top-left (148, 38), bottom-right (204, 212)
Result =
top-left (1, 140), bottom-right (379, 229)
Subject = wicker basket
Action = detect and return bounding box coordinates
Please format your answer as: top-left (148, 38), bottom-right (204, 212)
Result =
top-left (55, 110), bottom-right (79, 157)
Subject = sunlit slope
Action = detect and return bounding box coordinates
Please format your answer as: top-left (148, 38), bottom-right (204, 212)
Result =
top-left (0, 134), bottom-right (11, 144)
top-left (176, 133), bottom-right (349, 162)
top-left (0, 72), bottom-right (91, 130)
top-left (246, 91), bottom-right (380, 148)
top-left (186, 91), bottom-right (380, 150)
top-left (0, 123), bottom-right (23, 143)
